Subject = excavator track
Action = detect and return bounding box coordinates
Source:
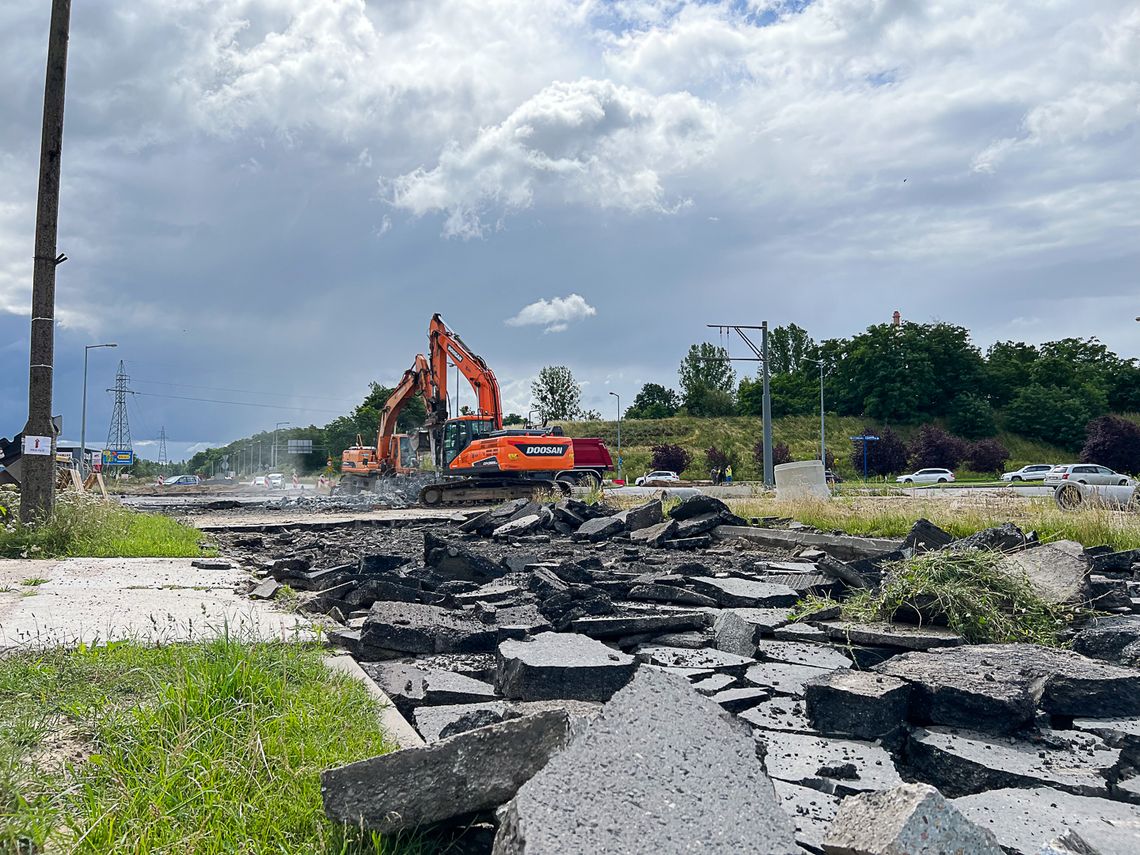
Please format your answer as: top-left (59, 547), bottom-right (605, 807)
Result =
top-left (419, 477), bottom-right (571, 507)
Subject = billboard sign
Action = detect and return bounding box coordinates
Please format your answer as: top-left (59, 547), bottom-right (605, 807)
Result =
top-left (102, 449), bottom-right (135, 466)
top-left (287, 439), bottom-right (313, 454)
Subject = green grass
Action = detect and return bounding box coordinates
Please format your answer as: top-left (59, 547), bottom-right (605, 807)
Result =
top-left (839, 550), bottom-right (1090, 646)
top-left (0, 635), bottom-right (415, 854)
top-left (558, 414), bottom-right (1071, 482)
top-left (0, 488), bottom-right (208, 559)
top-left (712, 495), bottom-right (1140, 551)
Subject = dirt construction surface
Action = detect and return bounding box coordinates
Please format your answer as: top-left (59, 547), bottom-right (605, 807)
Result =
top-left (199, 492), bottom-right (1140, 854)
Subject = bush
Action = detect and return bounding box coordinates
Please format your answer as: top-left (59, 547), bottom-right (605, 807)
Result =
top-left (908, 425), bottom-right (967, 470)
top-left (650, 443), bottom-right (692, 474)
top-left (770, 441), bottom-right (793, 467)
top-left (964, 438), bottom-right (1010, 473)
top-left (1081, 415), bottom-right (1140, 475)
top-left (947, 392), bottom-right (996, 439)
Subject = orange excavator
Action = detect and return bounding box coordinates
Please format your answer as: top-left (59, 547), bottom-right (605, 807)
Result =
top-left (339, 314), bottom-right (612, 505)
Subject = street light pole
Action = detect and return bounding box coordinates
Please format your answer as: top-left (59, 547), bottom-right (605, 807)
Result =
top-left (80, 342), bottom-right (116, 476)
top-left (273, 421), bottom-right (290, 469)
top-left (608, 391), bottom-right (621, 482)
top-left (819, 359), bottom-right (826, 469)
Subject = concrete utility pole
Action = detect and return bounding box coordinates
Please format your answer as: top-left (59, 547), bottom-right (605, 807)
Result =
top-left (706, 322), bottom-right (774, 487)
top-left (21, 0), bottom-right (72, 523)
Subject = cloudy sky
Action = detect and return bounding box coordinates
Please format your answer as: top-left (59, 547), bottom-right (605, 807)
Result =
top-left (2, 0), bottom-right (1138, 461)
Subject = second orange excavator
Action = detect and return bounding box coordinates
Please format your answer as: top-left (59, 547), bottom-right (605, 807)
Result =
top-left (339, 314), bottom-right (613, 505)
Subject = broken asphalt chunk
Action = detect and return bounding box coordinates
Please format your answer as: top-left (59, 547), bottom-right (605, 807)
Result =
top-left (952, 787), bottom-right (1140, 855)
top-left (822, 782), bottom-right (1002, 855)
top-left (361, 601), bottom-right (497, 654)
top-left (492, 668), bottom-right (797, 854)
top-left (758, 731), bottom-right (903, 796)
top-left (496, 632), bottom-right (636, 701)
top-left (321, 709), bottom-right (570, 835)
top-left (690, 576), bottom-right (799, 608)
top-left (804, 670), bottom-right (911, 741)
top-left (906, 726), bottom-right (1119, 798)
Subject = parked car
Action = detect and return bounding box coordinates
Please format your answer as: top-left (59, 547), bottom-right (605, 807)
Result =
top-left (252, 476), bottom-right (268, 487)
top-left (1001, 464), bottom-right (1054, 482)
top-left (896, 468), bottom-right (955, 484)
top-left (635, 470), bottom-right (680, 487)
top-left (1044, 464), bottom-right (1136, 487)
top-left (267, 473), bottom-right (285, 489)
top-left (161, 474), bottom-right (200, 486)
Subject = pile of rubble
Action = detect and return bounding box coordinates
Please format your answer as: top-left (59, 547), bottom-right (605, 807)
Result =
top-left (221, 495), bottom-right (1140, 853)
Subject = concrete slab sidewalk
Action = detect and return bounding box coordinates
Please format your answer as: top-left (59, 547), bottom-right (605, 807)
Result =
top-left (0, 557), bottom-right (309, 650)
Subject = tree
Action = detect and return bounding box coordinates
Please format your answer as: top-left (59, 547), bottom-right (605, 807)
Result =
top-left (678, 343), bottom-right (736, 415)
top-left (531, 365), bottom-right (581, 420)
top-left (908, 425), bottom-right (968, 470)
top-left (625, 383), bottom-right (681, 420)
top-left (835, 322), bottom-right (983, 422)
top-left (1005, 383), bottom-right (1104, 450)
top-left (686, 386), bottom-right (737, 417)
top-left (947, 392), bottom-right (996, 439)
top-left (849, 425), bottom-right (908, 477)
top-left (650, 443), bottom-right (691, 474)
top-left (964, 439), bottom-right (1010, 473)
top-left (768, 323), bottom-right (815, 374)
top-left (739, 373), bottom-right (817, 418)
top-left (1080, 416), bottom-right (1140, 475)
top-left (579, 409), bottom-right (601, 421)
top-left (982, 341), bottom-right (1038, 407)
top-left (359, 381), bottom-right (427, 432)
top-left (504, 413), bottom-right (526, 425)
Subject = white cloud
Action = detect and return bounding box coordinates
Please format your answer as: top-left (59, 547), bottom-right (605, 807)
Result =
top-left (506, 294), bottom-right (597, 333)
top-left (389, 78), bottom-right (719, 237)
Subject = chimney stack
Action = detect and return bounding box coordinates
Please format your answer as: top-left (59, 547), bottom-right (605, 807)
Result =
top-left (892, 310), bottom-right (901, 327)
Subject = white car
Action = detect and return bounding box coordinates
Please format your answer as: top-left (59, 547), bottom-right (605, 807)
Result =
top-left (1001, 464), bottom-right (1054, 482)
top-left (1045, 464), bottom-right (1136, 487)
top-left (267, 473), bottom-right (285, 489)
top-left (252, 476), bottom-right (268, 487)
top-left (635, 470), bottom-right (680, 487)
top-left (896, 468), bottom-right (955, 484)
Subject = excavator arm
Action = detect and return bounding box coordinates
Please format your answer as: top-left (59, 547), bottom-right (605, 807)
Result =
top-left (341, 354), bottom-right (432, 480)
top-left (374, 353), bottom-right (432, 469)
top-left (428, 313), bottom-right (503, 429)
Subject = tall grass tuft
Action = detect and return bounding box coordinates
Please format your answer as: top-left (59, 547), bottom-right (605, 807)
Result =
top-left (0, 487), bottom-right (206, 558)
top-left (842, 550), bottom-right (1089, 646)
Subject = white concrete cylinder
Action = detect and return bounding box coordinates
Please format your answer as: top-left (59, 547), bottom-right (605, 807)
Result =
top-left (774, 460), bottom-right (829, 500)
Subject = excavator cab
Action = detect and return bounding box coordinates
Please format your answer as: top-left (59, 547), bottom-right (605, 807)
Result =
top-left (441, 416), bottom-right (496, 465)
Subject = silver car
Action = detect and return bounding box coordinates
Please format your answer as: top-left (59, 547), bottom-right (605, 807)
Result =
top-left (1000, 464), bottom-right (1053, 482)
top-left (635, 470), bottom-right (680, 487)
top-left (896, 468), bottom-right (955, 484)
top-left (1045, 464), bottom-right (1136, 487)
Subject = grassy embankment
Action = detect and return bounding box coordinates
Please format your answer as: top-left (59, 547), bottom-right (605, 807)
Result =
top-left (558, 415), bottom-right (1071, 482)
top-left (0, 488), bottom-right (207, 559)
top-left (0, 636), bottom-right (412, 854)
